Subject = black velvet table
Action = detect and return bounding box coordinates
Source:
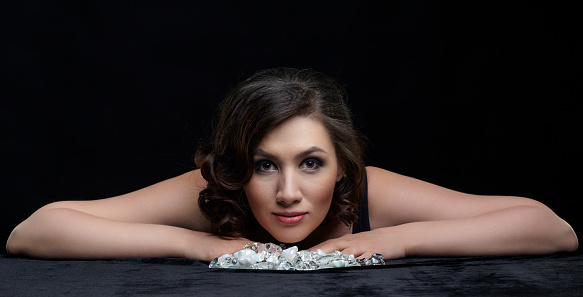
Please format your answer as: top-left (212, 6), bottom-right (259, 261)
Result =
top-left (1, 252), bottom-right (581, 296)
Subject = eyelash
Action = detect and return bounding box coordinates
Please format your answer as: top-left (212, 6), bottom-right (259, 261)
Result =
top-left (254, 158), bottom-right (324, 173)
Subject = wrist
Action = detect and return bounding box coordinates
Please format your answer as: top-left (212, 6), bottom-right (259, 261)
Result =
top-left (384, 223), bottom-right (419, 258)
top-left (177, 230), bottom-right (211, 260)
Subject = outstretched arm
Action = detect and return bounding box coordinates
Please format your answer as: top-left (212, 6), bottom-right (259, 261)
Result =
top-left (312, 166), bottom-right (578, 259)
top-left (6, 170), bottom-right (247, 261)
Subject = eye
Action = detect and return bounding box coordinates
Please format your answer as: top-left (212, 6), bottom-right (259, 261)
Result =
top-left (255, 160), bottom-right (277, 173)
top-left (300, 158), bottom-right (323, 171)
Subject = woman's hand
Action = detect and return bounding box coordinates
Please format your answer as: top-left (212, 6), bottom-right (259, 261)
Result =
top-left (309, 228), bottom-right (407, 260)
top-left (183, 233), bottom-right (255, 261)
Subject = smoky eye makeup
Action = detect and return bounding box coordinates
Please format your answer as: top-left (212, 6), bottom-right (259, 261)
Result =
top-left (300, 158), bottom-right (324, 170)
top-left (254, 157), bottom-right (324, 173)
top-left (252, 146), bottom-right (329, 174)
top-left (254, 160), bottom-right (277, 173)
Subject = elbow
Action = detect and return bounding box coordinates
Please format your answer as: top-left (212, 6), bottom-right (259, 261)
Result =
top-left (516, 205), bottom-right (578, 254)
top-left (6, 202), bottom-right (65, 257)
top-left (537, 208), bottom-right (579, 253)
top-left (6, 208), bottom-right (54, 257)
top-left (6, 220), bottom-right (57, 259)
top-left (6, 221), bottom-right (41, 257)
top-left (6, 224), bottom-right (26, 256)
top-left (558, 222), bottom-right (579, 252)
top-left (544, 206), bottom-right (578, 253)
top-left (530, 203), bottom-right (579, 253)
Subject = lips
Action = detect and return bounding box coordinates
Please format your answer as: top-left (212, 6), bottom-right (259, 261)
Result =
top-left (273, 212), bottom-right (307, 224)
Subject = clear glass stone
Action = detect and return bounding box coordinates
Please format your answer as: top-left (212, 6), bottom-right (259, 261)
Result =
top-left (308, 260), bottom-right (319, 270)
top-left (253, 262), bottom-right (271, 270)
top-left (277, 259), bottom-right (295, 270)
top-left (213, 254), bottom-right (238, 268)
top-left (209, 258), bottom-right (218, 268)
top-left (317, 255), bottom-right (335, 266)
top-left (332, 260), bottom-right (347, 268)
top-left (357, 258), bottom-right (371, 266)
top-left (252, 251), bottom-right (266, 263)
top-left (281, 246), bottom-right (298, 261)
top-left (297, 250), bottom-right (314, 262)
top-left (370, 253), bottom-right (385, 265)
top-left (208, 243), bottom-right (384, 270)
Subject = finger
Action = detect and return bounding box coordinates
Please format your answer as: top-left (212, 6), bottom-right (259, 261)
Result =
top-left (356, 252), bottom-right (374, 259)
top-left (339, 247), bottom-right (371, 259)
top-left (309, 240), bottom-right (336, 253)
top-left (312, 238), bottom-right (349, 254)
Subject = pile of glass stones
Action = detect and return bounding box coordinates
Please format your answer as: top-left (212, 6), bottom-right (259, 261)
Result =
top-left (209, 242), bottom-right (385, 270)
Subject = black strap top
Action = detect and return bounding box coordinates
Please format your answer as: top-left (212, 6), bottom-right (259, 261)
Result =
top-left (352, 172), bottom-right (371, 234)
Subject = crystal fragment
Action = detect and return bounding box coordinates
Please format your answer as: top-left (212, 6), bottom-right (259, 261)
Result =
top-left (281, 246), bottom-right (298, 261)
top-left (356, 258), bottom-right (371, 266)
top-left (370, 253), bottom-right (385, 265)
top-left (210, 254), bottom-right (239, 269)
top-left (308, 261), bottom-right (319, 270)
top-left (259, 243), bottom-right (281, 254)
top-left (332, 260), bottom-right (347, 268)
top-left (297, 250), bottom-right (314, 262)
top-left (252, 251), bottom-right (266, 263)
top-left (277, 259), bottom-right (295, 270)
top-left (233, 249), bottom-right (254, 259)
top-left (253, 262), bottom-right (271, 270)
top-left (208, 243), bottom-right (385, 270)
top-left (209, 258), bottom-right (218, 267)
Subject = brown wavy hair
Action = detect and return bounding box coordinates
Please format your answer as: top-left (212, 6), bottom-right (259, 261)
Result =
top-left (195, 67), bottom-right (366, 238)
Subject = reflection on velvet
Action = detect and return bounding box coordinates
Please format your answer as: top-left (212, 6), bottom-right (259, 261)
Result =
top-left (1, 252), bottom-right (581, 296)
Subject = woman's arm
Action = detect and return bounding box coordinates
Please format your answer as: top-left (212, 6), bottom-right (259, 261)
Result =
top-left (6, 170), bottom-right (247, 261)
top-left (312, 166), bottom-right (578, 258)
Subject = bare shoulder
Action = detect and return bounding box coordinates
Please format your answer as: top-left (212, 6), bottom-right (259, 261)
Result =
top-left (365, 166), bottom-right (433, 228)
top-left (365, 166), bottom-right (545, 229)
top-left (42, 169), bottom-right (211, 232)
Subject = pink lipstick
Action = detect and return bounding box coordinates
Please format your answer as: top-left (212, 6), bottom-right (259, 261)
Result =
top-left (273, 212), bottom-right (307, 225)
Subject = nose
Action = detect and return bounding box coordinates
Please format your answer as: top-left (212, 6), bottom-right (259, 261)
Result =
top-left (275, 169), bottom-right (302, 205)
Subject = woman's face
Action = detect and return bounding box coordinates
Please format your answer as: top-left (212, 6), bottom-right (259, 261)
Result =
top-left (243, 116), bottom-right (343, 243)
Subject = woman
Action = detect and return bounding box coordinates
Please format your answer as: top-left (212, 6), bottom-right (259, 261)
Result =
top-left (6, 68), bottom-right (578, 261)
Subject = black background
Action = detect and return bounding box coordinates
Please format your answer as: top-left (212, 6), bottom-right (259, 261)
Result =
top-left (2, 1), bottom-right (581, 253)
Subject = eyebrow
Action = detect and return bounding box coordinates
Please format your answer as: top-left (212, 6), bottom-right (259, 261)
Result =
top-left (253, 146), bottom-right (328, 161)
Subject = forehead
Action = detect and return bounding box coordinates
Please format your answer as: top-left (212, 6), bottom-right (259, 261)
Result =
top-left (256, 116), bottom-right (335, 155)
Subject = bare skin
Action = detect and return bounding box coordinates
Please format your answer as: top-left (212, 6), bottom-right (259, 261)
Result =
top-left (6, 117), bottom-right (579, 261)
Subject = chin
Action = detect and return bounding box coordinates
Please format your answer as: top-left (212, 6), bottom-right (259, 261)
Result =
top-left (271, 231), bottom-right (309, 244)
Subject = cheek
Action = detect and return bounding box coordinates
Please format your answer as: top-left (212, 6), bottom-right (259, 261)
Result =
top-left (243, 179), bottom-right (271, 209)
top-left (304, 174), bottom-right (337, 207)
